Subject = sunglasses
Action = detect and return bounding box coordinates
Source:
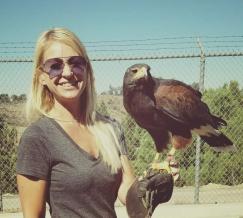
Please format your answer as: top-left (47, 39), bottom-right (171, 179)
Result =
top-left (42, 56), bottom-right (88, 79)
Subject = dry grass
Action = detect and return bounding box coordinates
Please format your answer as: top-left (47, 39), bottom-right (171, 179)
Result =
top-left (97, 94), bottom-right (126, 122)
top-left (0, 103), bottom-right (27, 127)
top-left (0, 95), bottom-right (125, 127)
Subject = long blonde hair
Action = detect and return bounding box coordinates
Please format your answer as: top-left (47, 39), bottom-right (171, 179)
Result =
top-left (27, 27), bottom-right (122, 173)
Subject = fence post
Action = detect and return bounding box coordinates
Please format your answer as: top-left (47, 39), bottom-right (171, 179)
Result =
top-left (194, 38), bottom-right (206, 204)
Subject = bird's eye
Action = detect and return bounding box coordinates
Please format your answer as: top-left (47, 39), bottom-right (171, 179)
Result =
top-left (131, 69), bottom-right (137, 73)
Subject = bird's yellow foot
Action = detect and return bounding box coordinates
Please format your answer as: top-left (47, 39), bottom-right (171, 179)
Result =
top-left (151, 154), bottom-right (180, 182)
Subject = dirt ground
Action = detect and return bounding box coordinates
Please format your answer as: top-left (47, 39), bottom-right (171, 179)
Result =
top-left (1, 184), bottom-right (243, 217)
top-left (1, 203), bottom-right (243, 218)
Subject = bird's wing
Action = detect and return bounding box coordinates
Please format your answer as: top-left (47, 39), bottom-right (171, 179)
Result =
top-left (154, 80), bottom-right (209, 126)
top-left (124, 90), bottom-right (166, 129)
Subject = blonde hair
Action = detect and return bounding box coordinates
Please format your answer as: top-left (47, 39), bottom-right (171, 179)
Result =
top-left (26, 27), bottom-right (121, 173)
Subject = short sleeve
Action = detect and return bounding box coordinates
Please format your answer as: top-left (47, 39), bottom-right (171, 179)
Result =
top-left (16, 124), bottom-right (50, 180)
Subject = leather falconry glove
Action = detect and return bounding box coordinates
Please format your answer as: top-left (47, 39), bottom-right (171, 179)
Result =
top-left (126, 169), bottom-right (174, 218)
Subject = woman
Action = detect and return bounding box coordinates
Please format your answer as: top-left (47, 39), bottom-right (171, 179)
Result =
top-left (16, 27), bottom-right (173, 218)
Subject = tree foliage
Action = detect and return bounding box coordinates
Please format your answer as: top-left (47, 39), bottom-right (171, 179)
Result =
top-left (0, 94), bottom-right (10, 103)
top-left (0, 93), bottom-right (27, 104)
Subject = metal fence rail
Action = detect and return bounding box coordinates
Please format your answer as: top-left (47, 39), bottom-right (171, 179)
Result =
top-left (0, 50), bottom-right (243, 212)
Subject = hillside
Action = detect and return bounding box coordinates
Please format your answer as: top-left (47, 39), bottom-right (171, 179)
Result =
top-left (0, 103), bottom-right (27, 127)
top-left (97, 94), bottom-right (126, 122)
top-left (0, 94), bottom-right (126, 128)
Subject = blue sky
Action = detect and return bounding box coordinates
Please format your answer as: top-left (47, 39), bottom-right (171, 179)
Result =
top-left (1, 0), bottom-right (243, 42)
top-left (0, 0), bottom-right (243, 95)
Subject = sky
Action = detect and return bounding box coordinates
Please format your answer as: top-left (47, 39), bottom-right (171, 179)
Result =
top-left (0, 0), bottom-right (243, 94)
top-left (0, 0), bottom-right (243, 42)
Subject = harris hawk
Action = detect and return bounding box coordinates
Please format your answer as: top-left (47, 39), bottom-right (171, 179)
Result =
top-left (123, 63), bottom-right (235, 178)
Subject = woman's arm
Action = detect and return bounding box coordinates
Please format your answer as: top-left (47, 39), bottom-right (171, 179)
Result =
top-left (17, 174), bottom-right (47, 218)
top-left (117, 155), bottom-right (136, 204)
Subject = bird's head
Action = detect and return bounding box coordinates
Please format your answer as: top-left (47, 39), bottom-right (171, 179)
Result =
top-left (123, 64), bottom-right (152, 89)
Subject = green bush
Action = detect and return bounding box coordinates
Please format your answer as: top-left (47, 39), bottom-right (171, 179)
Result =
top-left (0, 116), bottom-right (18, 194)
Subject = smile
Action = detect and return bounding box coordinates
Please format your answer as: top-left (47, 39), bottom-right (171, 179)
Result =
top-left (58, 81), bottom-right (78, 86)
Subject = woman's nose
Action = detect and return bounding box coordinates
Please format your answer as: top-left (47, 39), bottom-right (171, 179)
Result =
top-left (61, 63), bottom-right (73, 77)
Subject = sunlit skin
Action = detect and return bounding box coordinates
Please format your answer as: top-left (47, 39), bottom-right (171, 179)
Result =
top-left (39, 42), bottom-right (87, 118)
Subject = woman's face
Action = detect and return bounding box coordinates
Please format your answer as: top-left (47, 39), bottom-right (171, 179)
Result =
top-left (40, 42), bottom-right (88, 104)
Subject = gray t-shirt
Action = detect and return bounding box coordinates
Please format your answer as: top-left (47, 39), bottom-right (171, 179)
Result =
top-left (16, 116), bottom-right (127, 218)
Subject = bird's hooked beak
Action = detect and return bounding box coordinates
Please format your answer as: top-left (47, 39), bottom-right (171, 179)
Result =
top-left (132, 66), bottom-right (149, 81)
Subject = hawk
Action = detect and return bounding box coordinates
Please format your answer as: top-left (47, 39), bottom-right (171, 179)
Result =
top-left (123, 64), bottom-right (235, 176)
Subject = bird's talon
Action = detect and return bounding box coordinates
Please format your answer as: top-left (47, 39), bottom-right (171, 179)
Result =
top-left (150, 159), bottom-right (180, 182)
top-left (151, 161), bottom-right (171, 173)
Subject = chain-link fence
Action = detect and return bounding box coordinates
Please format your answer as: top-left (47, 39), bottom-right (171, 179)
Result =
top-left (0, 48), bottom-right (243, 212)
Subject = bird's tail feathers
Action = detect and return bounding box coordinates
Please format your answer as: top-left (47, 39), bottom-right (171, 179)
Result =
top-left (200, 133), bottom-right (236, 152)
top-left (211, 144), bottom-right (236, 152)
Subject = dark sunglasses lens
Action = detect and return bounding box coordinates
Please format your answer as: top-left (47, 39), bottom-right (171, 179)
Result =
top-left (68, 56), bottom-right (86, 65)
top-left (68, 56), bottom-right (87, 76)
top-left (71, 66), bottom-right (86, 76)
top-left (49, 68), bottom-right (63, 79)
top-left (43, 58), bottom-right (63, 78)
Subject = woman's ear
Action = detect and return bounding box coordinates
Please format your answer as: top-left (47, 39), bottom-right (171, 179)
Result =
top-left (39, 74), bottom-right (47, 85)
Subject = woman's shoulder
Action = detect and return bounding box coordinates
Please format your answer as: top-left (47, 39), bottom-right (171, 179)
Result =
top-left (21, 116), bottom-right (51, 138)
top-left (17, 117), bottom-right (51, 179)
